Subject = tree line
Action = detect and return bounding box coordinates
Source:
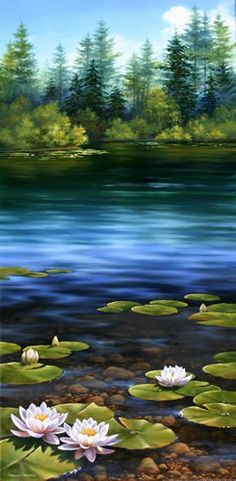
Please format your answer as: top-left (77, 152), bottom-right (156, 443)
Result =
top-left (0, 8), bottom-right (235, 147)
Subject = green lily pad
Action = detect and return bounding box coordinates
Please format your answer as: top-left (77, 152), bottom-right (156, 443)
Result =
top-left (0, 267), bottom-right (30, 277)
top-left (184, 293), bottom-right (220, 301)
top-left (56, 402), bottom-right (176, 450)
top-left (189, 312), bottom-right (236, 327)
top-left (181, 403), bottom-right (236, 428)
top-left (24, 272), bottom-right (49, 278)
top-left (1, 439), bottom-right (77, 481)
top-left (203, 362), bottom-right (236, 380)
top-left (129, 380), bottom-right (220, 402)
top-left (207, 303), bottom-right (236, 313)
top-left (45, 269), bottom-right (72, 274)
top-left (149, 300), bottom-right (188, 308)
top-left (106, 301), bottom-right (140, 311)
top-left (24, 341), bottom-right (89, 359)
top-left (0, 407), bottom-right (18, 438)
top-left (97, 306), bottom-right (123, 313)
top-left (131, 304), bottom-right (178, 316)
top-left (0, 362), bottom-right (62, 384)
top-left (194, 390), bottom-right (236, 406)
top-left (214, 351), bottom-right (236, 363)
top-left (114, 417), bottom-right (176, 450)
top-left (0, 342), bottom-right (21, 356)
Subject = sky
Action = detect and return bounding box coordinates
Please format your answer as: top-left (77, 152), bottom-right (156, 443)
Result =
top-left (0, 0), bottom-right (235, 69)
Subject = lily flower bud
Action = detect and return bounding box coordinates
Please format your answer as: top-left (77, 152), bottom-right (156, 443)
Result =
top-left (199, 303), bottom-right (207, 313)
top-left (51, 336), bottom-right (59, 347)
top-left (21, 348), bottom-right (39, 365)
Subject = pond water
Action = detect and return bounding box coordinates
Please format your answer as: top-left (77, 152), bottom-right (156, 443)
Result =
top-left (1, 143), bottom-right (236, 480)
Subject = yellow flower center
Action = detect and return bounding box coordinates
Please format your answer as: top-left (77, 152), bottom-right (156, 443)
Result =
top-left (34, 414), bottom-right (49, 422)
top-left (81, 427), bottom-right (97, 436)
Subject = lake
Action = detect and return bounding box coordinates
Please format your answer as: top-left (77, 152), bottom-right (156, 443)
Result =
top-left (1, 143), bottom-right (236, 480)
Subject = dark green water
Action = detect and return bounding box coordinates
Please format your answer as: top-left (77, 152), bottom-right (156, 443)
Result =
top-left (1, 143), bottom-right (236, 479)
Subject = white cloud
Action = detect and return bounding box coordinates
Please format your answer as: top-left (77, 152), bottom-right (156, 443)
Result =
top-left (162, 6), bottom-right (191, 34)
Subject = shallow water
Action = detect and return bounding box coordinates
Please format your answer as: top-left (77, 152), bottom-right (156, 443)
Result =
top-left (1, 143), bottom-right (236, 480)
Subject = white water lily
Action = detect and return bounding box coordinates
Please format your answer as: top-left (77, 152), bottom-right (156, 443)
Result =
top-left (21, 348), bottom-right (39, 365)
top-left (156, 365), bottom-right (193, 387)
top-left (59, 417), bottom-right (120, 462)
top-left (51, 335), bottom-right (59, 347)
top-left (199, 303), bottom-right (207, 313)
top-left (11, 402), bottom-right (67, 445)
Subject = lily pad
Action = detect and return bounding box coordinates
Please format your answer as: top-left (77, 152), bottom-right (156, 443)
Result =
top-left (24, 272), bottom-right (48, 278)
top-left (149, 300), bottom-right (188, 308)
top-left (214, 351), bottom-right (236, 363)
top-left (181, 403), bottom-right (236, 428)
top-left (189, 312), bottom-right (236, 327)
top-left (203, 362), bottom-right (236, 380)
top-left (0, 407), bottom-right (18, 438)
top-left (97, 306), bottom-right (122, 313)
top-left (56, 402), bottom-right (176, 450)
top-left (0, 362), bottom-right (62, 384)
top-left (45, 269), bottom-right (72, 274)
top-left (131, 304), bottom-right (178, 316)
top-left (24, 341), bottom-right (89, 359)
top-left (106, 301), bottom-right (140, 311)
top-left (1, 439), bottom-right (77, 481)
top-left (0, 267), bottom-right (30, 277)
top-left (184, 293), bottom-right (220, 301)
top-left (194, 390), bottom-right (236, 406)
top-left (129, 381), bottom-right (221, 402)
top-left (0, 342), bottom-right (21, 356)
top-left (207, 303), bottom-right (236, 313)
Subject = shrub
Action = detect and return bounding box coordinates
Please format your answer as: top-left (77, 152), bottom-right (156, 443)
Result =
top-left (105, 118), bottom-right (137, 140)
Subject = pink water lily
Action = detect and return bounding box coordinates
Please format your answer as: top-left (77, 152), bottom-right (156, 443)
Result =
top-left (11, 401), bottom-right (67, 445)
top-left (59, 417), bottom-right (120, 462)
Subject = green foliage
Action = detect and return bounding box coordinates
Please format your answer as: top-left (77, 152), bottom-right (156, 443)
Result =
top-left (109, 87), bottom-right (126, 118)
top-left (93, 21), bottom-right (118, 90)
top-left (83, 60), bottom-right (104, 115)
top-left (105, 118), bottom-right (137, 140)
top-left (75, 34), bottom-right (94, 80)
top-left (145, 87), bottom-right (180, 132)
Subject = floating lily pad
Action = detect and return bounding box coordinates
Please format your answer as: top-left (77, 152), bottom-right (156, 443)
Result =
top-left (45, 269), bottom-right (72, 274)
top-left (214, 351), bottom-right (236, 363)
top-left (203, 362), bottom-right (236, 380)
top-left (149, 300), bottom-right (188, 308)
top-left (97, 306), bottom-right (122, 313)
top-left (207, 303), bottom-right (236, 313)
top-left (1, 439), bottom-right (77, 481)
top-left (56, 402), bottom-right (176, 450)
top-left (0, 407), bottom-right (18, 438)
top-left (181, 403), bottom-right (236, 428)
top-left (184, 293), bottom-right (220, 301)
top-left (0, 342), bottom-right (21, 356)
top-left (0, 362), bottom-right (62, 384)
top-left (131, 304), bottom-right (178, 316)
top-left (24, 272), bottom-right (49, 278)
top-left (0, 267), bottom-right (30, 277)
top-left (189, 312), bottom-right (236, 327)
top-left (129, 381), bottom-right (220, 402)
top-left (107, 301), bottom-right (140, 310)
top-left (24, 341), bottom-right (89, 359)
top-left (194, 390), bottom-right (236, 406)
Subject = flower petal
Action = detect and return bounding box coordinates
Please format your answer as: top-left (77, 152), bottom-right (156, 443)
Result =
top-left (11, 414), bottom-right (27, 431)
top-left (43, 433), bottom-right (60, 445)
top-left (11, 430), bottom-right (29, 438)
top-left (85, 448), bottom-right (97, 463)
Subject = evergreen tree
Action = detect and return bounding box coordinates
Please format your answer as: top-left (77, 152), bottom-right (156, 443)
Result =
top-left (200, 12), bottom-right (214, 91)
top-left (93, 20), bottom-right (118, 90)
top-left (183, 7), bottom-right (203, 93)
top-left (65, 74), bottom-right (83, 118)
top-left (43, 75), bottom-right (58, 103)
top-left (163, 32), bottom-right (196, 123)
top-left (1, 23), bottom-right (37, 100)
top-left (212, 14), bottom-right (233, 98)
top-left (125, 53), bottom-right (143, 116)
top-left (139, 39), bottom-right (156, 108)
top-left (51, 43), bottom-right (69, 108)
top-left (202, 73), bottom-right (217, 115)
top-left (75, 34), bottom-right (93, 79)
top-left (109, 87), bottom-right (125, 118)
top-left (83, 60), bottom-right (104, 115)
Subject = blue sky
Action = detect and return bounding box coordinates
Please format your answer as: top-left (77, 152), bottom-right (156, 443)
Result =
top-left (0, 0), bottom-right (234, 68)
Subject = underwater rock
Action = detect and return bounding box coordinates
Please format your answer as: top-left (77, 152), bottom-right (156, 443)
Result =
top-left (107, 394), bottom-right (125, 404)
top-left (104, 366), bottom-right (135, 379)
top-left (137, 457), bottom-right (160, 474)
top-left (170, 443), bottom-right (191, 456)
top-left (192, 456), bottom-right (220, 473)
top-left (129, 361), bottom-right (151, 371)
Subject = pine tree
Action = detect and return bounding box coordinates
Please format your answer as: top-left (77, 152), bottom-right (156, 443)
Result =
top-left (139, 39), bottom-right (156, 108)
top-left (109, 87), bottom-right (125, 118)
top-left (163, 32), bottom-right (196, 123)
top-left (75, 34), bottom-right (93, 79)
top-left (202, 73), bottom-right (217, 115)
top-left (43, 74), bottom-right (58, 103)
top-left (183, 7), bottom-right (203, 93)
top-left (200, 12), bottom-right (214, 91)
top-left (93, 20), bottom-right (118, 90)
top-left (65, 74), bottom-right (83, 118)
top-left (212, 14), bottom-right (234, 99)
top-left (83, 60), bottom-right (104, 115)
top-left (51, 43), bottom-right (69, 108)
top-left (1, 23), bottom-right (37, 100)
top-left (124, 53), bottom-right (143, 116)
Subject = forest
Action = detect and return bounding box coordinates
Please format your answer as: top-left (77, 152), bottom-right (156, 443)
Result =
top-left (0, 6), bottom-right (235, 148)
